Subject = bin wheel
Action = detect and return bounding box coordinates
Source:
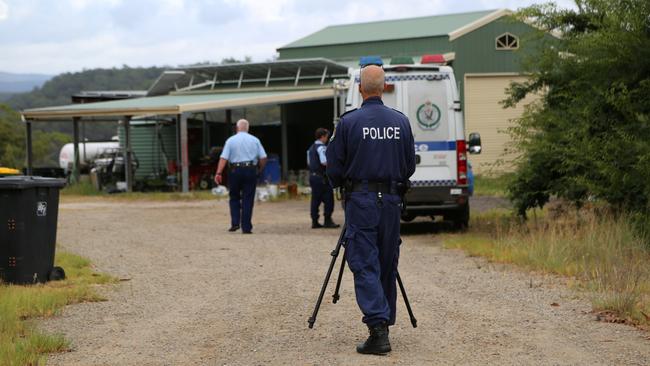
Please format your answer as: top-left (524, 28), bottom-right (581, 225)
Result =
top-left (48, 266), bottom-right (66, 281)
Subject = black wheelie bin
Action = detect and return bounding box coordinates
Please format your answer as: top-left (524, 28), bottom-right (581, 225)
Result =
top-left (0, 176), bottom-right (66, 284)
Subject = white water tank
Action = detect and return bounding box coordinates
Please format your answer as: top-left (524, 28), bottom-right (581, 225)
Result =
top-left (59, 140), bottom-right (120, 173)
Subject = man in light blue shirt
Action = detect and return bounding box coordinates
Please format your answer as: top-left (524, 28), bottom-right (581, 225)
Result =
top-left (215, 119), bottom-right (267, 234)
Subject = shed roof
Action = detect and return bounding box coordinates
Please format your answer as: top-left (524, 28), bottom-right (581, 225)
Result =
top-left (279, 9), bottom-right (499, 49)
top-left (148, 58), bottom-right (349, 96)
top-left (22, 88), bottom-right (334, 120)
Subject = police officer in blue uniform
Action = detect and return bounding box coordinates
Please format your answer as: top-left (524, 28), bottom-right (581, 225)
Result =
top-left (307, 128), bottom-right (340, 229)
top-left (326, 64), bottom-right (416, 354)
top-left (215, 119), bottom-right (267, 234)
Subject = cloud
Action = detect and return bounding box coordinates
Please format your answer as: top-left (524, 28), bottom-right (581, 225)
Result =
top-left (0, 0), bottom-right (8, 21)
top-left (0, 0), bottom-right (580, 74)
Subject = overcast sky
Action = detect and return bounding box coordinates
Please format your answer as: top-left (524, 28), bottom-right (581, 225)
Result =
top-left (0, 0), bottom-right (575, 75)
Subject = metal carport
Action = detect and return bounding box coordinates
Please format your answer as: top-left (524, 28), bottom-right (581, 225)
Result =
top-left (21, 88), bottom-right (337, 193)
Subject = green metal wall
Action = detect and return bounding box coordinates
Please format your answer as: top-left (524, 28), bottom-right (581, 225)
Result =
top-left (278, 36), bottom-right (451, 61)
top-left (278, 16), bottom-right (553, 105)
top-left (118, 122), bottom-right (177, 180)
top-left (451, 17), bottom-right (542, 104)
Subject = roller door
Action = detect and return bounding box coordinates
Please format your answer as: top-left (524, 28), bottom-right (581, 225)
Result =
top-left (464, 74), bottom-right (537, 175)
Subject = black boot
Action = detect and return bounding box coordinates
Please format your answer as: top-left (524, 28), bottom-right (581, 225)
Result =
top-left (312, 219), bottom-right (323, 229)
top-left (356, 322), bottom-right (391, 355)
top-left (323, 217), bottom-right (340, 228)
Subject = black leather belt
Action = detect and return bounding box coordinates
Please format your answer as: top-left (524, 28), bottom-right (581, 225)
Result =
top-left (350, 181), bottom-right (397, 194)
top-left (310, 171), bottom-right (324, 177)
top-left (230, 161), bottom-right (255, 168)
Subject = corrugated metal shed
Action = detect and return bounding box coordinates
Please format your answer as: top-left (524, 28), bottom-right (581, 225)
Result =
top-left (451, 18), bottom-right (541, 92)
top-left (279, 10), bottom-right (495, 49)
top-left (446, 16), bottom-right (546, 123)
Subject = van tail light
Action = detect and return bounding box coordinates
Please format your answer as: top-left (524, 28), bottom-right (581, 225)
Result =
top-left (456, 139), bottom-right (468, 185)
top-left (421, 54), bottom-right (446, 64)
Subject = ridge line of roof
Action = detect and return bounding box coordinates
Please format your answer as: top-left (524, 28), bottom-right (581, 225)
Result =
top-left (317, 9), bottom-right (497, 30)
top-left (448, 9), bottom-right (512, 41)
top-left (278, 9), bottom-right (499, 50)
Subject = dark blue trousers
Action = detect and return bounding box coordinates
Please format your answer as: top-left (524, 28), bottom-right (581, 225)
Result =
top-left (344, 191), bottom-right (401, 326)
top-left (228, 167), bottom-right (257, 232)
top-left (309, 174), bottom-right (334, 221)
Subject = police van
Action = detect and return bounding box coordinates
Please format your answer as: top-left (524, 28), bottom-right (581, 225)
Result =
top-left (344, 55), bottom-right (482, 228)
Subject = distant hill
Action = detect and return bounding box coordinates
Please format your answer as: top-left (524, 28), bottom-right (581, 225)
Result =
top-left (6, 66), bottom-right (165, 111)
top-left (3, 59), bottom-right (248, 139)
top-left (3, 66), bottom-right (166, 140)
top-left (0, 71), bottom-right (52, 93)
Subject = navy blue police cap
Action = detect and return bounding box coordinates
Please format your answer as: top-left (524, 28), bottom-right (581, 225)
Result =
top-left (359, 56), bottom-right (384, 68)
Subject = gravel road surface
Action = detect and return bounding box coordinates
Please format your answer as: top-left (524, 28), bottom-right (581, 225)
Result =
top-left (42, 197), bottom-right (649, 365)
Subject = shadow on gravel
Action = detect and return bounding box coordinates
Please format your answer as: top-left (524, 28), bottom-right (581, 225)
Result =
top-left (400, 221), bottom-right (458, 236)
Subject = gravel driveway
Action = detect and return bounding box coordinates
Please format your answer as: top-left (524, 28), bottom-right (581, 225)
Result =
top-left (42, 197), bottom-right (649, 365)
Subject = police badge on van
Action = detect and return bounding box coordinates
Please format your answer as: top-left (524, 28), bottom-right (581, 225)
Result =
top-left (37, 202), bottom-right (47, 217)
top-left (416, 101), bottom-right (441, 130)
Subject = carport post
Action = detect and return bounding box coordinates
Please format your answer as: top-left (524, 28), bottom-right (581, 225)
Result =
top-left (225, 109), bottom-right (232, 135)
top-left (72, 117), bottom-right (81, 184)
top-left (280, 105), bottom-right (288, 179)
top-left (123, 116), bottom-right (133, 192)
top-left (202, 112), bottom-right (208, 155)
top-left (25, 120), bottom-right (33, 176)
top-left (175, 116), bottom-right (181, 173)
top-left (333, 91), bottom-right (338, 125)
top-left (179, 112), bottom-right (190, 193)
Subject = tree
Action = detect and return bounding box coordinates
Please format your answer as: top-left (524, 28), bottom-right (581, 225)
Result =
top-left (504, 0), bottom-right (650, 216)
top-left (0, 104), bottom-right (70, 168)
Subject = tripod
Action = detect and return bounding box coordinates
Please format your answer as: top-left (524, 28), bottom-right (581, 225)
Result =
top-left (307, 224), bottom-right (418, 329)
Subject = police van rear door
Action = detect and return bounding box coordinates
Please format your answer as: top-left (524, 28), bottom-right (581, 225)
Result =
top-left (401, 70), bottom-right (457, 186)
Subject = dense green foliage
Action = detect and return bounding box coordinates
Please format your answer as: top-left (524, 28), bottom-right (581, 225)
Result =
top-left (0, 105), bottom-right (70, 168)
top-left (505, 0), bottom-right (650, 217)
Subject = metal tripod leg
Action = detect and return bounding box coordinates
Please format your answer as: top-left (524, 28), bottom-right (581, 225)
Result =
top-left (308, 224), bottom-right (418, 329)
top-left (332, 247), bottom-right (346, 304)
top-left (396, 271), bottom-right (417, 328)
top-left (308, 226), bottom-right (346, 329)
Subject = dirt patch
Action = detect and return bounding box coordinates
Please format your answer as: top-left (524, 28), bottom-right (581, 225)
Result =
top-left (41, 198), bottom-right (649, 365)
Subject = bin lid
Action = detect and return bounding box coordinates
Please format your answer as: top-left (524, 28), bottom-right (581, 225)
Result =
top-left (0, 167), bottom-right (21, 175)
top-left (0, 176), bottom-right (66, 189)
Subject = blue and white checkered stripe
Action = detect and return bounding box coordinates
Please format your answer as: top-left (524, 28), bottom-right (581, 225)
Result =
top-left (411, 179), bottom-right (457, 187)
top-left (354, 74), bottom-right (451, 83)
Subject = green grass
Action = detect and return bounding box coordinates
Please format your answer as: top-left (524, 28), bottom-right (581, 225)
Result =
top-left (443, 208), bottom-right (650, 327)
top-left (61, 181), bottom-right (216, 201)
top-left (61, 181), bottom-right (312, 202)
top-left (0, 252), bottom-right (116, 365)
top-left (60, 181), bottom-right (104, 197)
top-left (472, 174), bottom-right (512, 197)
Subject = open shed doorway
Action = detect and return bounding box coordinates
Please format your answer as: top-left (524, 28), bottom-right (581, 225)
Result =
top-left (282, 98), bottom-right (334, 172)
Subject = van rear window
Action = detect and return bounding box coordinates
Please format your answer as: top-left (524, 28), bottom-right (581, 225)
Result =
top-left (384, 66), bottom-right (439, 72)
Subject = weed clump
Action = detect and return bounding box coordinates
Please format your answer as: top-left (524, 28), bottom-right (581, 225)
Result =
top-left (444, 206), bottom-right (650, 326)
top-left (0, 252), bottom-right (115, 365)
